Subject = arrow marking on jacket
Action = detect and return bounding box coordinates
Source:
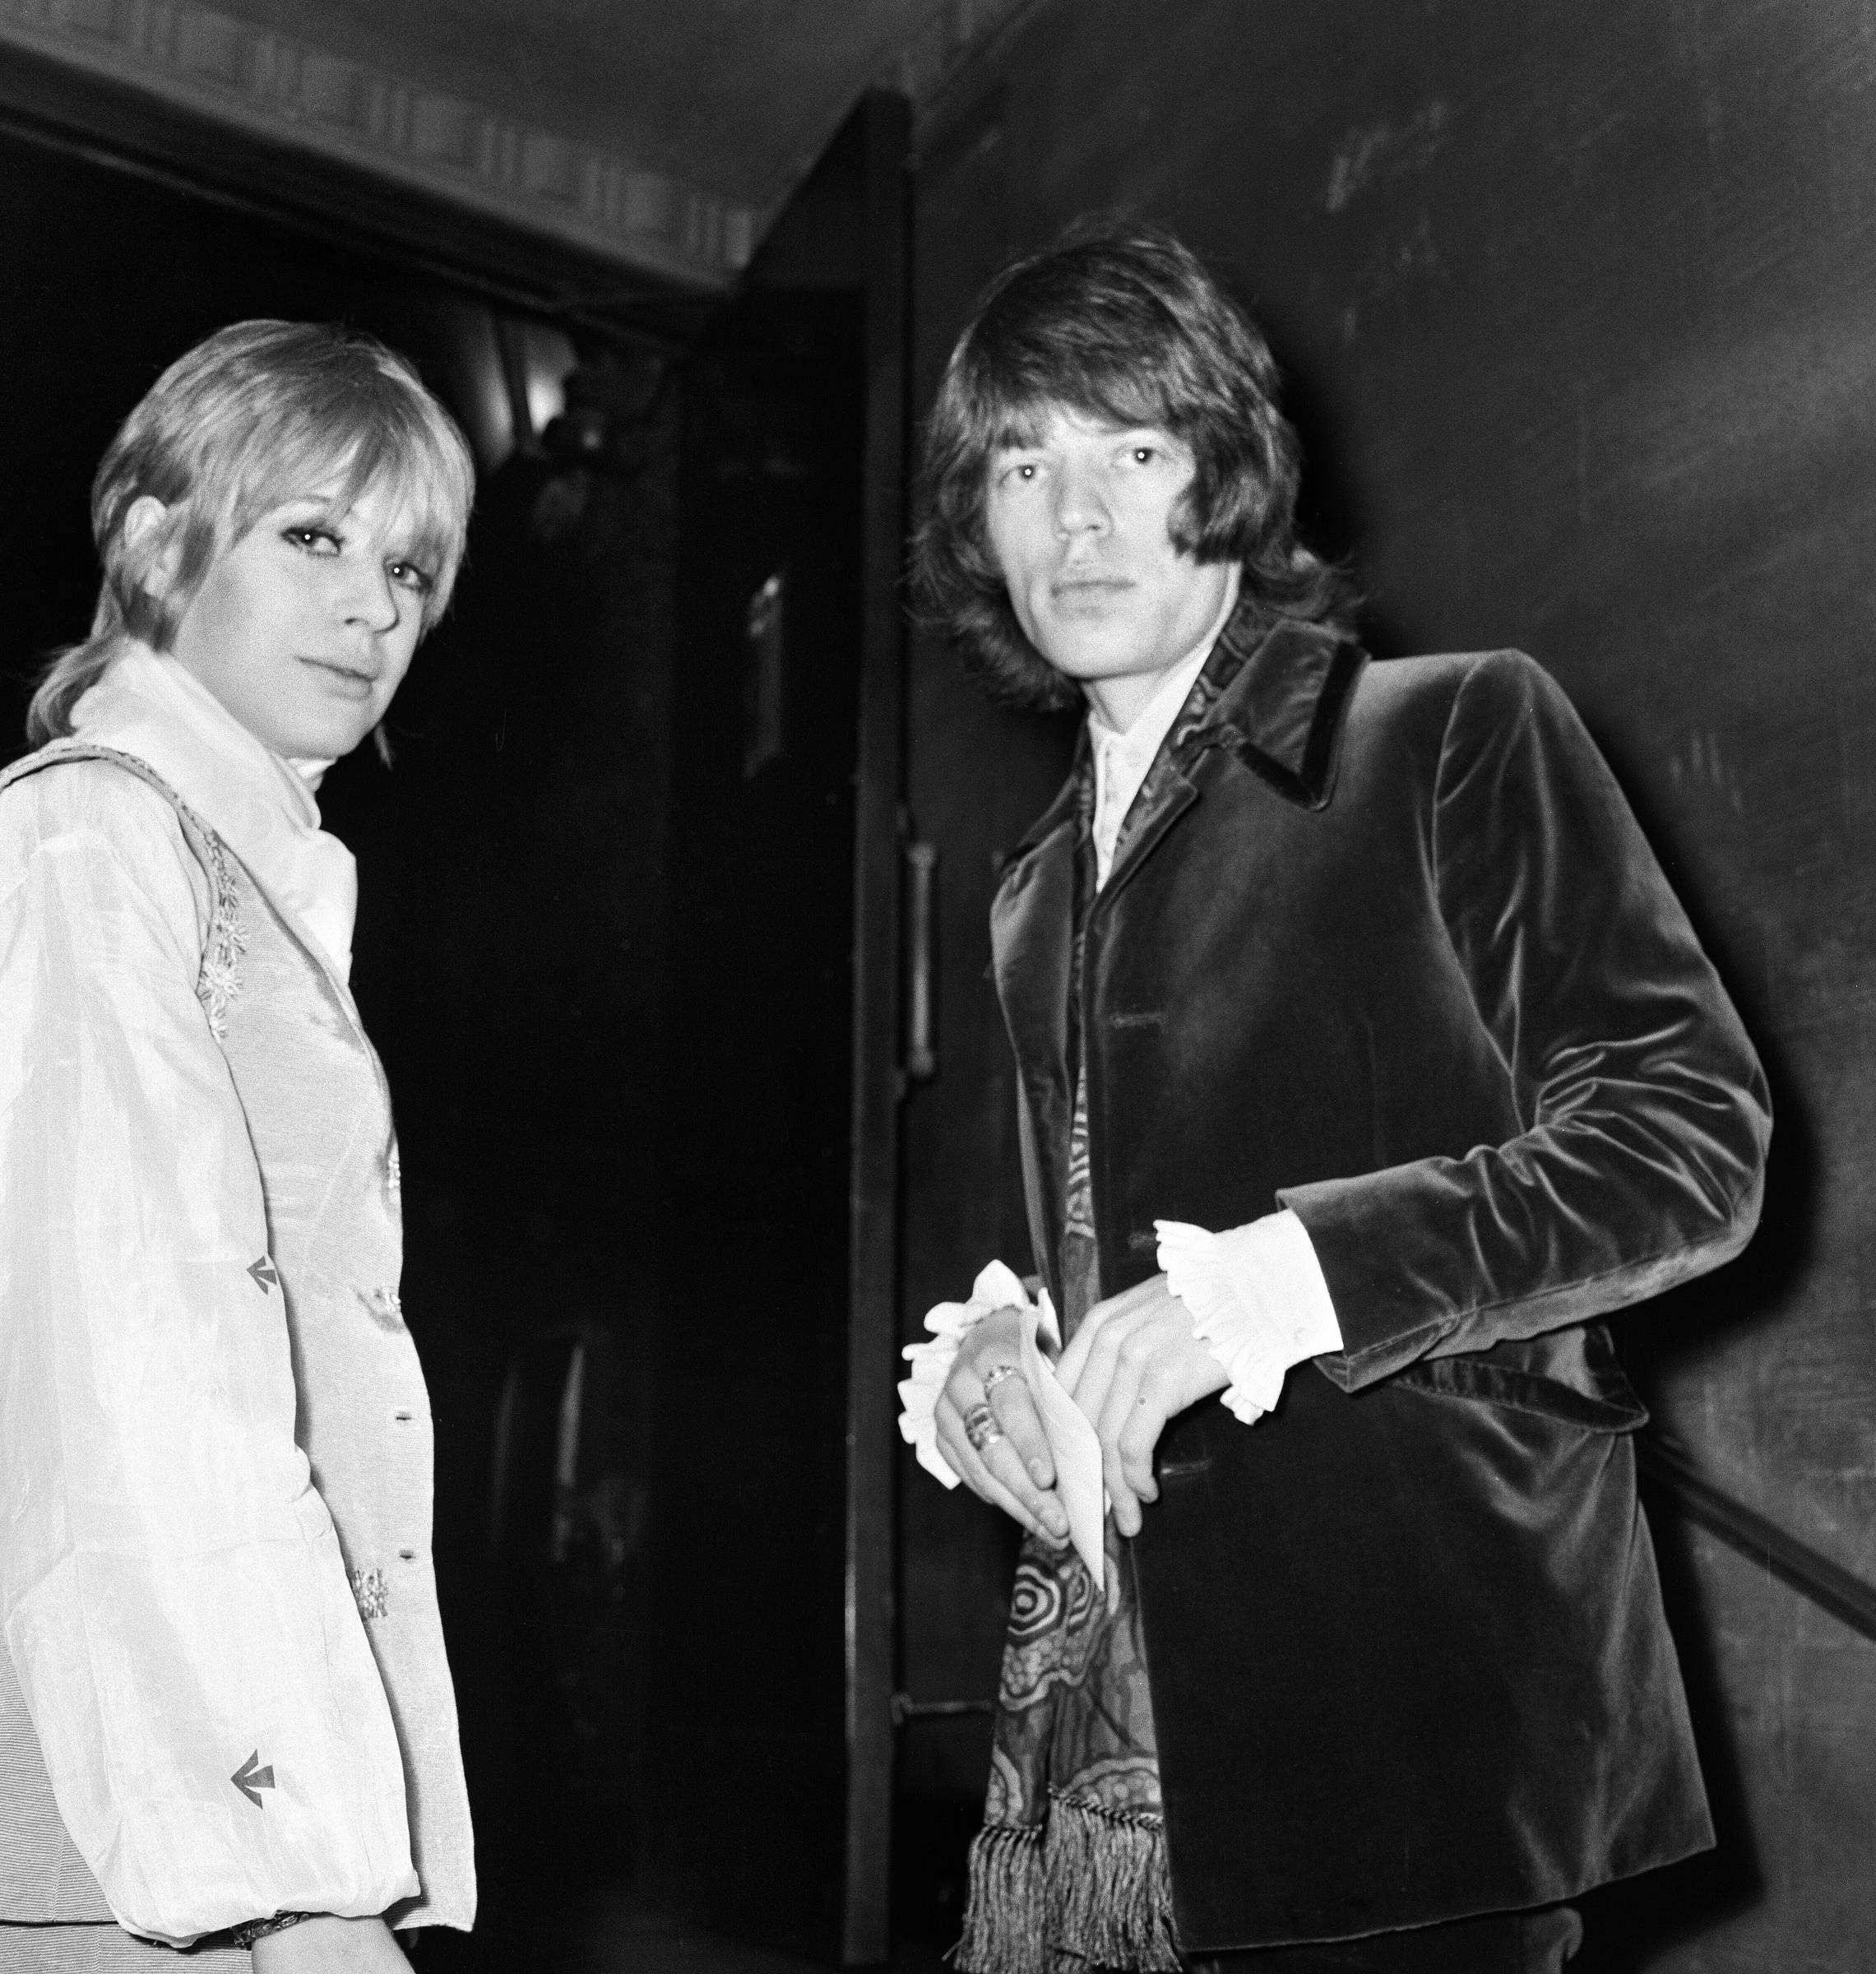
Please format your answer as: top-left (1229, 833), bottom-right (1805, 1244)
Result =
top-left (231, 1750), bottom-right (276, 1808)
top-left (247, 1256), bottom-right (279, 1295)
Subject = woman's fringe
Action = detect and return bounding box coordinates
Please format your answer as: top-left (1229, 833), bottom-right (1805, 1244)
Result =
top-left (952, 1795), bottom-right (1179, 1974)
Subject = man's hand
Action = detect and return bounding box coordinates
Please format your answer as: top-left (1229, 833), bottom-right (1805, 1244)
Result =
top-left (934, 1307), bottom-right (1070, 1546)
top-left (1057, 1274), bottom-right (1229, 1536)
top-left (252, 1916), bottom-right (408, 1971)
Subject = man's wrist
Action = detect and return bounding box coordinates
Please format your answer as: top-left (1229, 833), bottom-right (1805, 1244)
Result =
top-left (1156, 1210), bottom-right (1344, 1421)
top-left (1214, 1209), bottom-right (1343, 1365)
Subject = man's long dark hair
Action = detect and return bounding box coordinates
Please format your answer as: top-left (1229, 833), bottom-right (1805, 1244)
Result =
top-left (914, 219), bottom-right (1355, 709)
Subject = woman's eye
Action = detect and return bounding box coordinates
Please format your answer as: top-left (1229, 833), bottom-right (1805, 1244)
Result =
top-left (283, 526), bottom-right (340, 554)
top-left (1130, 446), bottom-right (1156, 465)
top-left (389, 561), bottom-right (434, 595)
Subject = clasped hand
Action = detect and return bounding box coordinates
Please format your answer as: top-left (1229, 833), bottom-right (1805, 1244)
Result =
top-left (933, 1275), bottom-right (1227, 1540)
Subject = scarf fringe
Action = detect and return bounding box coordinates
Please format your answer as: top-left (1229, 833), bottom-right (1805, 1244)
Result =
top-left (952, 1823), bottom-right (1049, 1974)
top-left (1045, 1791), bottom-right (1180, 1972)
top-left (953, 1796), bottom-right (1180, 1974)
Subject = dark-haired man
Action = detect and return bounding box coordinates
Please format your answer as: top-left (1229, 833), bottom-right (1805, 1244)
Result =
top-left (902, 224), bottom-right (1770, 1972)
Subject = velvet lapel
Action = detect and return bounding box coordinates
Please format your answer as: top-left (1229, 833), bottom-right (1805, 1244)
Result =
top-left (986, 617), bottom-right (1367, 1225)
top-left (1197, 614), bottom-right (1367, 809)
top-left (990, 748), bottom-right (1081, 1080)
top-left (1095, 615), bottom-right (1368, 906)
top-left (989, 753), bottom-right (1082, 1279)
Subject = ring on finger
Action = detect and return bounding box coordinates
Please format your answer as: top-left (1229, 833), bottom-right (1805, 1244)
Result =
top-left (963, 1402), bottom-right (1005, 1453)
top-left (982, 1362), bottom-right (1022, 1394)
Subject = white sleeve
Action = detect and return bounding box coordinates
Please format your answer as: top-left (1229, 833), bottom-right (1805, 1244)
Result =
top-left (1157, 1210), bottom-right (1343, 1422)
top-left (0, 777), bottom-right (417, 1945)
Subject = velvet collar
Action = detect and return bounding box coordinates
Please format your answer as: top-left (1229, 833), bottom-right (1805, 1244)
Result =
top-left (1004, 612), bottom-right (1368, 872)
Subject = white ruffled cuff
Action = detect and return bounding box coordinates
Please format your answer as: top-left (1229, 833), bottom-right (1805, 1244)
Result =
top-left (896, 1261), bottom-right (1059, 1488)
top-left (1156, 1211), bottom-right (1342, 1425)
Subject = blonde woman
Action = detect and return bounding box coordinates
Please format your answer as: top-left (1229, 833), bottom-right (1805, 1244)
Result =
top-left (0, 322), bottom-right (478, 1970)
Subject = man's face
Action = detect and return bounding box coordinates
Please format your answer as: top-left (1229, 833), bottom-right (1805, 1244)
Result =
top-left (984, 404), bottom-right (1235, 704)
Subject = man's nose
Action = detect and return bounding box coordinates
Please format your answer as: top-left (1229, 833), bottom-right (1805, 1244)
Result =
top-left (1052, 461), bottom-right (1110, 537)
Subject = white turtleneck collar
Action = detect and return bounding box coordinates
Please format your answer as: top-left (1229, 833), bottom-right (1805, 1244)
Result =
top-left (68, 643), bottom-right (360, 981)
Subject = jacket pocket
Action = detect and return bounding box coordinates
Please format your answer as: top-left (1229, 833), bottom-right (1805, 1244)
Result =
top-left (1389, 1351), bottom-right (1648, 1433)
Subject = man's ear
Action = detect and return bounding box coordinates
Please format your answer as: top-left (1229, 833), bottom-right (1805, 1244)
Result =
top-left (120, 495), bottom-right (182, 597)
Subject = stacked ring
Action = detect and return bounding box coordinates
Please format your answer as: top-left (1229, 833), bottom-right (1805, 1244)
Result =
top-left (963, 1402), bottom-right (1005, 1453)
top-left (981, 1362), bottom-right (1021, 1392)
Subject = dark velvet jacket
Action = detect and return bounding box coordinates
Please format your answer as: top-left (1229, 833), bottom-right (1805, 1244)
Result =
top-left (988, 618), bottom-right (1771, 1949)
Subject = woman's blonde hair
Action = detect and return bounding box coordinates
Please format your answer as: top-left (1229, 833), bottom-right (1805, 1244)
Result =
top-left (28, 318), bottom-right (477, 745)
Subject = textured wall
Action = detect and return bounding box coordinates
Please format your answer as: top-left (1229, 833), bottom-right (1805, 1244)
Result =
top-left (900, 4), bottom-right (1876, 1967)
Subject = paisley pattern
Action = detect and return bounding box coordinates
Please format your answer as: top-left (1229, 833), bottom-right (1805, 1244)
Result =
top-left (986, 1521), bottom-right (1161, 1825)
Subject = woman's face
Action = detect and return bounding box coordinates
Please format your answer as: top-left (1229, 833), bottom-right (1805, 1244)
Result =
top-left (165, 476), bottom-right (435, 760)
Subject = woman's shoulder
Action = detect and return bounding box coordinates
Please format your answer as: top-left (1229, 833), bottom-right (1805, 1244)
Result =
top-left (0, 748), bottom-right (213, 939)
top-left (2, 746), bottom-right (191, 854)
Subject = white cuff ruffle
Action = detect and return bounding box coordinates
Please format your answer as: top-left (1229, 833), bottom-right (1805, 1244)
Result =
top-left (897, 1261), bottom-right (1060, 1487)
top-left (1156, 1211), bottom-right (1342, 1425)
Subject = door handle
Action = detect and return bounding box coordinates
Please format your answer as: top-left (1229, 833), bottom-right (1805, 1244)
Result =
top-left (904, 841), bottom-right (938, 1082)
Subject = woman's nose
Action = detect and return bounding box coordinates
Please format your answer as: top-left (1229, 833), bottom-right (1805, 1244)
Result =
top-left (343, 563), bottom-right (402, 633)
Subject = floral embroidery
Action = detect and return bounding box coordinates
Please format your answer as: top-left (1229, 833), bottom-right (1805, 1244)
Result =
top-left (369, 1284), bottom-right (404, 1328)
top-left (350, 1567), bottom-right (389, 1620)
top-left (385, 1145), bottom-right (401, 1198)
top-left (190, 818), bottom-right (248, 1041)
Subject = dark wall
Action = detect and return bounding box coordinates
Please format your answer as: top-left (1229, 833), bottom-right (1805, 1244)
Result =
top-left (900, 3), bottom-right (1876, 1967)
top-left (0, 129), bottom-right (679, 1966)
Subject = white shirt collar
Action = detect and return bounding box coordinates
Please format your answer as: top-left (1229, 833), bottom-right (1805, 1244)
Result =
top-left (68, 643), bottom-right (360, 980)
top-left (1086, 583), bottom-right (1239, 890)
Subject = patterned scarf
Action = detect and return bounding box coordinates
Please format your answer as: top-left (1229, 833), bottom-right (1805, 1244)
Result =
top-left (956, 660), bottom-right (1229, 1974)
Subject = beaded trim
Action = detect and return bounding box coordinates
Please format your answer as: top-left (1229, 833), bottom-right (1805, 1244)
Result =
top-left (230, 1911), bottom-right (308, 1949)
top-left (350, 1566), bottom-right (390, 1620)
top-left (189, 818), bottom-right (248, 1042)
top-left (0, 744), bottom-right (249, 1040)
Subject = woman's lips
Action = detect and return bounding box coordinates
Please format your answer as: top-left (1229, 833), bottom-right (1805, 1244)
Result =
top-left (301, 657), bottom-right (377, 698)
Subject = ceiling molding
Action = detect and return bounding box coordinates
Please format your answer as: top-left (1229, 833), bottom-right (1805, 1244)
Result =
top-left (0, 0), bottom-right (755, 290)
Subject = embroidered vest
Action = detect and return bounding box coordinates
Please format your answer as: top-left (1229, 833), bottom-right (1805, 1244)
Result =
top-left (0, 746), bottom-right (473, 1931)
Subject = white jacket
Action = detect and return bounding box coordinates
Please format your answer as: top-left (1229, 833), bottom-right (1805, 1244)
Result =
top-left (0, 700), bottom-right (473, 1944)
